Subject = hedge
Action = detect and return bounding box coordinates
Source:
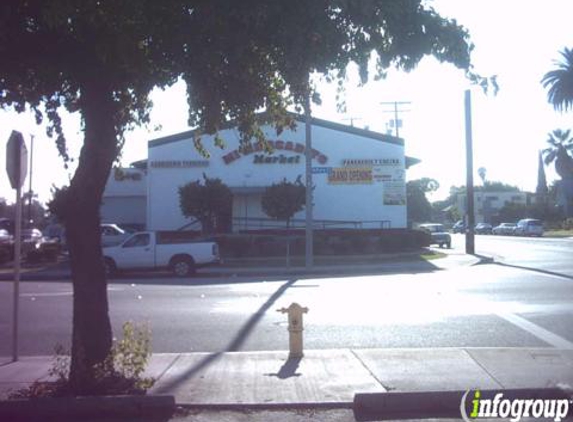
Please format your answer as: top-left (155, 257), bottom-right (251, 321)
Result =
top-left (212, 229), bottom-right (430, 258)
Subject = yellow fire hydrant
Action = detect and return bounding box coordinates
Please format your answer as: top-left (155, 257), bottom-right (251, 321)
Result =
top-left (277, 302), bottom-right (309, 358)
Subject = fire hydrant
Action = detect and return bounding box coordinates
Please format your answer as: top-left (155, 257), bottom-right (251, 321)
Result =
top-left (277, 302), bottom-right (309, 358)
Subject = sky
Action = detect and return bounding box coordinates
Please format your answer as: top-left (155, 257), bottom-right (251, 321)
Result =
top-left (1, 0), bottom-right (572, 204)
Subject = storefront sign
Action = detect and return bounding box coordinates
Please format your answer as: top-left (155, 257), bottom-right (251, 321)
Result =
top-left (150, 160), bottom-right (209, 169)
top-left (312, 167), bottom-right (332, 174)
top-left (383, 181), bottom-right (406, 205)
top-left (328, 167), bottom-right (373, 184)
top-left (222, 140), bottom-right (328, 165)
top-left (342, 158), bottom-right (401, 167)
top-left (114, 170), bottom-right (143, 181)
top-left (254, 154), bottom-right (301, 164)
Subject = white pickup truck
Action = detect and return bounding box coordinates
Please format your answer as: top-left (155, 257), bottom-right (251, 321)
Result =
top-left (103, 231), bottom-right (220, 277)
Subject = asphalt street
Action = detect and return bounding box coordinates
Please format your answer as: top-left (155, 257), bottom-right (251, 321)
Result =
top-left (0, 234), bottom-right (571, 360)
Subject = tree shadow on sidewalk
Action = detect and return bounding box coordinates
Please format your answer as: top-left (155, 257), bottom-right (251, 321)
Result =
top-left (152, 278), bottom-right (298, 394)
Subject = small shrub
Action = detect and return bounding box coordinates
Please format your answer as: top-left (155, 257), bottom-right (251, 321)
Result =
top-left (9, 321), bottom-right (154, 399)
top-left (95, 321), bottom-right (155, 392)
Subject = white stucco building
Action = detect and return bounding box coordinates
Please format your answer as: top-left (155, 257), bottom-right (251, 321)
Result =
top-left (101, 167), bottom-right (147, 227)
top-left (144, 115), bottom-right (415, 231)
top-left (455, 190), bottom-right (534, 224)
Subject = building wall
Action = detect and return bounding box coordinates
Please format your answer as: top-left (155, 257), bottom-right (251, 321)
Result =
top-left (147, 121), bottom-right (407, 231)
top-left (102, 168), bottom-right (147, 226)
top-left (456, 191), bottom-right (529, 223)
top-left (101, 196), bottom-right (146, 225)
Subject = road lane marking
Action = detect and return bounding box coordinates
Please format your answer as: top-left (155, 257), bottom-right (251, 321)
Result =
top-left (497, 311), bottom-right (573, 349)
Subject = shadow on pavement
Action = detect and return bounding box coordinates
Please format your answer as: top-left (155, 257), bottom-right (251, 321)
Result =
top-left (152, 278), bottom-right (298, 395)
top-left (469, 253), bottom-right (495, 265)
top-left (264, 357), bottom-right (302, 379)
top-left (493, 261), bottom-right (573, 281)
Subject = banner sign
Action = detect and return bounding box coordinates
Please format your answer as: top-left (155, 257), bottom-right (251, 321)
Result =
top-left (328, 167), bottom-right (373, 184)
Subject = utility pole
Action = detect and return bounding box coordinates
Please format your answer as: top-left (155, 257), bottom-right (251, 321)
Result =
top-left (304, 92), bottom-right (313, 269)
top-left (27, 134), bottom-right (34, 224)
top-left (464, 90), bottom-right (475, 254)
top-left (380, 101), bottom-right (411, 138)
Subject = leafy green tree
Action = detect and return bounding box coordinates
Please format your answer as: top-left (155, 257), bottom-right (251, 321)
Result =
top-left (179, 176), bottom-right (233, 235)
top-left (407, 178), bottom-right (439, 224)
top-left (0, 1), bottom-right (481, 392)
top-left (542, 47), bottom-right (573, 112)
top-left (262, 178), bottom-right (306, 228)
top-left (543, 129), bottom-right (573, 180)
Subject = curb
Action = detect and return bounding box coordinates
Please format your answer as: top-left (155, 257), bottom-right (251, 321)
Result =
top-left (353, 388), bottom-right (571, 421)
top-left (0, 394), bottom-right (175, 421)
top-left (0, 260), bottom-right (451, 282)
top-left (0, 252), bottom-right (476, 282)
top-left (177, 402), bottom-right (353, 411)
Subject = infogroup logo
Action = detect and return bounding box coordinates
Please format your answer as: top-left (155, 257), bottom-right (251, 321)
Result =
top-left (460, 389), bottom-right (572, 422)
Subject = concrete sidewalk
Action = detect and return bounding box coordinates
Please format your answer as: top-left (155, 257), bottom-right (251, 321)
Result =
top-left (1, 347), bottom-right (571, 404)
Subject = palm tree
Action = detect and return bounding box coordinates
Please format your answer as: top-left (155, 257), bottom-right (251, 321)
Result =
top-left (542, 47), bottom-right (573, 112)
top-left (543, 129), bottom-right (573, 179)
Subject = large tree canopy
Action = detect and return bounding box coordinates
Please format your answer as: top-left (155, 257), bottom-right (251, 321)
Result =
top-left (0, 0), bottom-right (481, 394)
top-left (407, 177), bottom-right (439, 224)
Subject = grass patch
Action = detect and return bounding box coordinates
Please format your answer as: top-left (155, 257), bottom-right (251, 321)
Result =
top-left (420, 251), bottom-right (447, 261)
top-left (544, 230), bottom-right (573, 238)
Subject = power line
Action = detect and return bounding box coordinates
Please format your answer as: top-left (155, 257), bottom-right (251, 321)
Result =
top-left (380, 101), bottom-right (411, 138)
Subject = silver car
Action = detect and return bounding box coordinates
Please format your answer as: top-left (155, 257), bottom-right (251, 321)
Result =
top-left (514, 219), bottom-right (544, 237)
top-left (492, 223), bottom-right (516, 235)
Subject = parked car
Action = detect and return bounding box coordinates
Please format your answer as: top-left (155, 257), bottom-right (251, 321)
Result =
top-left (418, 224), bottom-right (452, 248)
top-left (514, 218), bottom-right (544, 237)
top-left (492, 222), bottom-right (517, 235)
top-left (21, 228), bottom-right (61, 262)
top-left (0, 218), bottom-right (14, 235)
top-left (21, 228), bottom-right (43, 259)
top-left (103, 231), bottom-right (220, 277)
top-left (0, 229), bottom-right (14, 263)
top-left (101, 223), bottom-right (132, 247)
top-left (475, 223), bottom-right (493, 235)
top-left (452, 220), bottom-right (466, 233)
top-left (43, 223), bottom-right (66, 244)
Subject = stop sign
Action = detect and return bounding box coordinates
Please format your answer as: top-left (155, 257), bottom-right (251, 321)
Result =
top-left (6, 131), bottom-right (28, 190)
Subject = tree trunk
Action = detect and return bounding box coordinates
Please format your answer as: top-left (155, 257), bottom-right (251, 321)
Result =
top-left (66, 78), bottom-right (118, 394)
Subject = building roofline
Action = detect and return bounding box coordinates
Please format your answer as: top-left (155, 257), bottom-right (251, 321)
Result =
top-left (148, 113), bottom-right (404, 148)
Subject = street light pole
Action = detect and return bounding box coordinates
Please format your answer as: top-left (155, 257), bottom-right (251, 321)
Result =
top-left (27, 134), bottom-right (34, 224)
top-left (464, 90), bottom-right (475, 254)
top-left (304, 93), bottom-right (313, 268)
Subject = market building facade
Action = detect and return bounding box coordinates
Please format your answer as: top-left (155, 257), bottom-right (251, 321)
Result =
top-left (147, 115), bottom-right (415, 231)
top-left (105, 115), bottom-right (418, 231)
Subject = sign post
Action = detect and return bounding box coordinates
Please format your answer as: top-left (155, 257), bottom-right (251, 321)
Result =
top-left (6, 130), bottom-right (28, 362)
